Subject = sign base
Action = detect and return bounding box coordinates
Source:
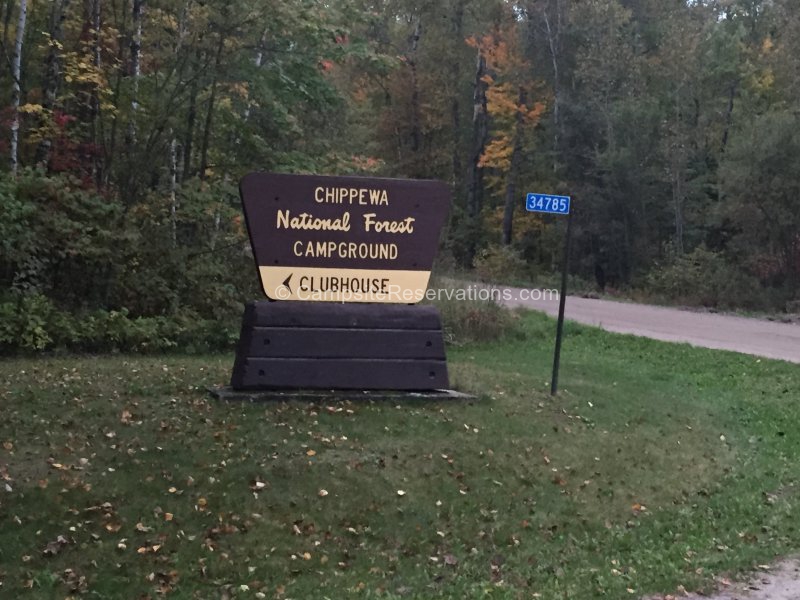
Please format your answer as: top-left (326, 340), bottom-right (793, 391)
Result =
top-left (210, 387), bottom-right (473, 403)
top-left (230, 302), bottom-right (449, 391)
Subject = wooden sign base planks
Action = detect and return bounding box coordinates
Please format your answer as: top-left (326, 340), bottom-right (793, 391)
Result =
top-left (230, 302), bottom-right (449, 391)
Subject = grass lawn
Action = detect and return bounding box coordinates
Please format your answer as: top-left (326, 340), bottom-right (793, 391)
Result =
top-left (1, 311), bottom-right (799, 599)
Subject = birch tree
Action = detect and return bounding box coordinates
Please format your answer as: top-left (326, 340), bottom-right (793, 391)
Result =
top-left (9, 0), bottom-right (27, 176)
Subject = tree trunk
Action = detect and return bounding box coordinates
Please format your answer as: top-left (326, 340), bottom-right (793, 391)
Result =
top-left (670, 94), bottom-right (685, 255)
top-left (126, 0), bottom-right (143, 144)
top-left (407, 17), bottom-right (422, 154)
top-left (466, 49), bottom-right (489, 220)
top-left (10, 0), bottom-right (27, 176)
top-left (169, 135), bottom-right (179, 247)
top-left (3, 0), bottom-right (14, 50)
top-left (199, 32), bottom-right (225, 180)
top-left (90, 0), bottom-right (102, 185)
top-left (449, 0), bottom-right (464, 189)
top-left (502, 87), bottom-right (527, 246)
top-left (237, 28), bottom-right (266, 146)
top-left (34, 0), bottom-right (71, 167)
top-left (464, 47), bottom-right (489, 265)
top-left (672, 161), bottom-right (685, 255)
top-left (103, 0), bottom-right (130, 186)
top-left (541, 0), bottom-right (563, 172)
top-left (720, 80), bottom-right (737, 153)
top-left (183, 49), bottom-right (200, 180)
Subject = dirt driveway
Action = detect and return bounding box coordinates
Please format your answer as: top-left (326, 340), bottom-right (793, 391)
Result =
top-left (644, 559), bottom-right (800, 600)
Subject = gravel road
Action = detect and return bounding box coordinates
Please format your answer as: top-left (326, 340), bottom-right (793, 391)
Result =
top-left (499, 287), bottom-right (800, 364)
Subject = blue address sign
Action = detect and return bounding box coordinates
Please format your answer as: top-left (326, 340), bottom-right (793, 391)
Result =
top-left (526, 193), bottom-right (571, 215)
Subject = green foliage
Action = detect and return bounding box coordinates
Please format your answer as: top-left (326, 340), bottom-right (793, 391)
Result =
top-left (647, 245), bottom-right (765, 309)
top-left (0, 170), bottom-right (248, 353)
top-left (0, 293), bottom-right (239, 354)
top-left (473, 244), bottom-right (532, 285)
top-left (720, 110), bottom-right (800, 294)
top-left (0, 169), bottom-right (120, 303)
top-left (428, 283), bottom-right (520, 345)
top-left (112, 178), bottom-right (253, 319)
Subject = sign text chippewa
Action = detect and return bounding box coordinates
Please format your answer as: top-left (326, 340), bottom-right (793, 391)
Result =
top-left (239, 173), bottom-right (450, 303)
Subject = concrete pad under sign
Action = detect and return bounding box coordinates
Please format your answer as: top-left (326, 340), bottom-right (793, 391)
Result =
top-left (209, 386), bottom-right (475, 403)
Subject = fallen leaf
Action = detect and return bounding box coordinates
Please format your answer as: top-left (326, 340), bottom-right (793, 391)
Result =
top-left (42, 535), bottom-right (71, 557)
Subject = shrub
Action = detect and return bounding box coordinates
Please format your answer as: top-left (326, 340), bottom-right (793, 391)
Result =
top-left (646, 245), bottom-right (765, 310)
top-left (474, 245), bottom-right (532, 285)
top-left (428, 281), bottom-right (521, 346)
top-left (0, 294), bottom-right (239, 354)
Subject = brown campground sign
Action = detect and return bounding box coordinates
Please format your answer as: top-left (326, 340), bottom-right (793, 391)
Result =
top-left (239, 173), bottom-right (450, 303)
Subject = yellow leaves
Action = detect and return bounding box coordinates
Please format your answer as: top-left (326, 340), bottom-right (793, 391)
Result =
top-left (19, 103), bottom-right (45, 115)
top-left (467, 32), bottom-right (516, 75)
top-left (217, 97), bottom-right (234, 112)
top-left (469, 24), bottom-right (548, 181)
top-left (486, 84), bottom-right (519, 118)
top-left (752, 68), bottom-right (775, 93)
top-left (229, 82), bottom-right (249, 100)
top-left (479, 137), bottom-right (513, 170)
top-left (526, 101), bottom-right (547, 122)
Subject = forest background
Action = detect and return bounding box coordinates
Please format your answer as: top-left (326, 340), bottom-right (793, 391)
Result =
top-left (1, 0), bottom-right (799, 352)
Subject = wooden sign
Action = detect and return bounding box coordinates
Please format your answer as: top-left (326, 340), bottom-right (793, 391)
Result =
top-left (230, 302), bottom-right (449, 390)
top-left (239, 173), bottom-right (450, 303)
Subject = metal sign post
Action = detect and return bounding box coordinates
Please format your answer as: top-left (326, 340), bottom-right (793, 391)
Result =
top-left (525, 193), bottom-right (573, 396)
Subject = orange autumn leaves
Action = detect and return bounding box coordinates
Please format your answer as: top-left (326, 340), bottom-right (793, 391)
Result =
top-left (467, 28), bottom-right (546, 174)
